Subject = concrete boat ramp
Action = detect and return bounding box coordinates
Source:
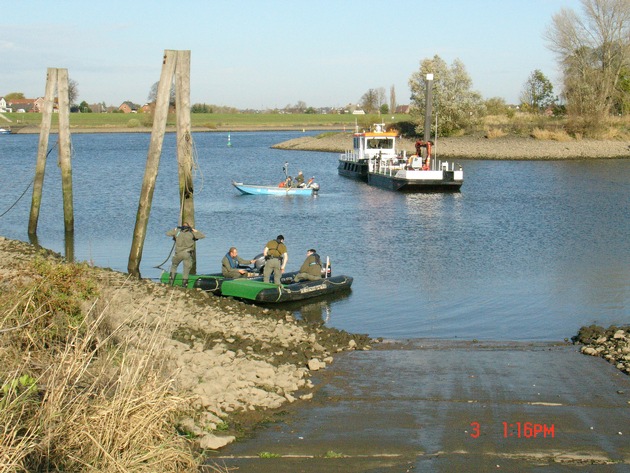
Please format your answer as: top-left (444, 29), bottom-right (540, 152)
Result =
top-left (209, 340), bottom-right (630, 472)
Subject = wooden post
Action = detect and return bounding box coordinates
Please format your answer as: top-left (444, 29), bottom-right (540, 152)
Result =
top-left (57, 69), bottom-right (74, 234)
top-left (28, 68), bottom-right (57, 235)
top-left (174, 50), bottom-right (196, 273)
top-left (128, 50), bottom-right (177, 277)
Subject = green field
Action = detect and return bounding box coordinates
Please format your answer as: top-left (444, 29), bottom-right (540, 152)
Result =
top-left (2, 112), bottom-right (407, 130)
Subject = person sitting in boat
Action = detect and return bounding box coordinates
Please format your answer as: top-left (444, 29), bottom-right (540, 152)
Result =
top-left (296, 171), bottom-right (305, 187)
top-left (222, 247), bottom-right (256, 278)
top-left (284, 175), bottom-right (293, 188)
top-left (306, 176), bottom-right (315, 188)
top-left (293, 249), bottom-right (322, 282)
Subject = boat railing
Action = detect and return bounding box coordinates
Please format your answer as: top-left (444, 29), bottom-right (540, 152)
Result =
top-left (368, 156), bottom-right (461, 175)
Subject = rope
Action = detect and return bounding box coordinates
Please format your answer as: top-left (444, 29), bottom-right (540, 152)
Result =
top-left (155, 132), bottom-right (202, 271)
top-left (0, 141), bottom-right (58, 219)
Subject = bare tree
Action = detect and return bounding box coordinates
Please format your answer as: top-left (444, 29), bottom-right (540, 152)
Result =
top-left (545, 0), bottom-right (630, 132)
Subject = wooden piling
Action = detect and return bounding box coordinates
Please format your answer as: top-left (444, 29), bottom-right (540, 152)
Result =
top-left (128, 50), bottom-right (178, 277)
top-left (28, 68), bottom-right (57, 235)
top-left (174, 50), bottom-right (197, 273)
top-left (57, 69), bottom-right (74, 234)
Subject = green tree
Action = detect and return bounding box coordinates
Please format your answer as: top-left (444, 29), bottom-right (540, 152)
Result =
top-left (485, 97), bottom-right (511, 116)
top-left (520, 70), bottom-right (555, 112)
top-left (408, 55), bottom-right (484, 137)
top-left (4, 92), bottom-right (25, 100)
top-left (79, 101), bottom-right (92, 113)
top-left (545, 0), bottom-right (630, 133)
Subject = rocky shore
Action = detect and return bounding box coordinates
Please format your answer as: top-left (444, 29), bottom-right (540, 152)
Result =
top-left (0, 236), bottom-right (373, 451)
top-left (273, 131), bottom-right (630, 160)
top-left (573, 325), bottom-right (630, 375)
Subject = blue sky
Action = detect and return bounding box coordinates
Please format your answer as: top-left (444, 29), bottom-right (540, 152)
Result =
top-left (1, 0), bottom-right (576, 109)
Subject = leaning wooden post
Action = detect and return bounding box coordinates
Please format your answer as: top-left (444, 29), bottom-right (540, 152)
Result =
top-left (57, 68), bottom-right (74, 234)
top-left (128, 50), bottom-right (177, 277)
top-left (28, 68), bottom-right (57, 235)
top-left (174, 50), bottom-right (197, 273)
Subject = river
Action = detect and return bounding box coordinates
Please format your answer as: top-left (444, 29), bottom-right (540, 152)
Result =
top-left (1, 131), bottom-right (628, 340)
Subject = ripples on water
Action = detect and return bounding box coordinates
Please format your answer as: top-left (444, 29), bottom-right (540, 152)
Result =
top-left (1, 131), bottom-right (628, 340)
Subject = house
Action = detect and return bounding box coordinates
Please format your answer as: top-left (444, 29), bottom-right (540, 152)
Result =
top-left (6, 98), bottom-right (36, 112)
top-left (118, 101), bottom-right (140, 113)
top-left (0, 97), bottom-right (7, 112)
top-left (395, 105), bottom-right (410, 114)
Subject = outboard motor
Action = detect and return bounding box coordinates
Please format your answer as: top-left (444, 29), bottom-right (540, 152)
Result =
top-left (311, 182), bottom-right (320, 195)
top-left (252, 253), bottom-right (266, 273)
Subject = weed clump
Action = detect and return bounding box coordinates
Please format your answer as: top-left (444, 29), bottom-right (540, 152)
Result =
top-left (0, 258), bottom-right (200, 472)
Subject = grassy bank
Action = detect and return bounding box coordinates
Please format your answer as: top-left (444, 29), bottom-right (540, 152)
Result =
top-left (3, 112), bottom-right (401, 131)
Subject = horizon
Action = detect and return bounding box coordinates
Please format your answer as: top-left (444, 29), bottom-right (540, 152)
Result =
top-left (2, 0), bottom-right (576, 109)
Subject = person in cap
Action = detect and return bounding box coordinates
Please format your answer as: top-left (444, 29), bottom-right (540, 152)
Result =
top-left (222, 247), bottom-right (256, 278)
top-left (263, 235), bottom-right (288, 285)
top-left (296, 171), bottom-right (305, 188)
top-left (293, 249), bottom-right (322, 282)
top-left (165, 221), bottom-right (205, 288)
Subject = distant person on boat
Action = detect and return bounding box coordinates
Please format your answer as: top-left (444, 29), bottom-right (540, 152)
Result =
top-left (166, 222), bottom-right (205, 287)
top-left (306, 176), bottom-right (315, 188)
top-left (296, 171), bottom-right (305, 187)
top-left (284, 175), bottom-right (293, 188)
top-left (293, 249), bottom-right (322, 282)
top-left (263, 235), bottom-right (288, 285)
top-left (222, 247), bottom-right (256, 278)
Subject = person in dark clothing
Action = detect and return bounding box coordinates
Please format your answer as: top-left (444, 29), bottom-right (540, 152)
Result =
top-left (293, 249), bottom-right (322, 282)
top-left (166, 222), bottom-right (205, 287)
top-left (263, 235), bottom-right (288, 285)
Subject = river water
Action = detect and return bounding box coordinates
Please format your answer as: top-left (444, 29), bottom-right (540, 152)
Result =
top-left (1, 131), bottom-right (628, 341)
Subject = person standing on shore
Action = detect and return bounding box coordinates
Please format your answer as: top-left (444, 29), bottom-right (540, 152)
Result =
top-left (263, 235), bottom-right (287, 285)
top-left (166, 222), bottom-right (205, 288)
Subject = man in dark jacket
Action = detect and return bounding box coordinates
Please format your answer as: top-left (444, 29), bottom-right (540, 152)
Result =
top-left (293, 249), bottom-right (322, 282)
top-left (166, 222), bottom-right (205, 287)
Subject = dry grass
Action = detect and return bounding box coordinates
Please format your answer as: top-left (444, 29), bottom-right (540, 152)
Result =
top-left (484, 128), bottom-right (507, 139)
top-left (0, 258), bottom-right (201, 472)
top-left (530, 127), bottom-right (573, 141)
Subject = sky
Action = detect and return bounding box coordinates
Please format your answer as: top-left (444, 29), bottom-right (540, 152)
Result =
top-left (1, 0), bottom-right (578, 109)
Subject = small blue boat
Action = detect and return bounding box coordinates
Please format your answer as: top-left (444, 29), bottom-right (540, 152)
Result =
top-left (232, 181), bottom-right (319, 196)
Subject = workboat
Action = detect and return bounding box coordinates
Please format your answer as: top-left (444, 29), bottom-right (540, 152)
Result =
top-left (220, 275), bottom-right (353, 303)
top-left (338, 124), bottom-right (463, 191)
top-left (232, 181), bottom-right (319, 196)
top-left (160, 255), bottom-right (351, 303)
top-left (0, 128), bottom-right (11, 135)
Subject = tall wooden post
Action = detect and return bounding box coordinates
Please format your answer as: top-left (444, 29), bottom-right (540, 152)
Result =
top-left (128, 50), bottom-right (178, 277)
top-left (29, 68), bottom-right (57, 235)
top-left (174, 50), bottom-right (196, 273)
top-left (57, 69), bottom-right (74, 234)
top-left (28, 67), bottom-right (74, 238)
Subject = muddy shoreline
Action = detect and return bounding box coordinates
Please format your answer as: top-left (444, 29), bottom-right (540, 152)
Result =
top-left (0, 236), bottom-right (373, 450)
top-left (272, 131), bottom-right (630, 160)
top-left (11, 124), bottom-right (630, 159)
